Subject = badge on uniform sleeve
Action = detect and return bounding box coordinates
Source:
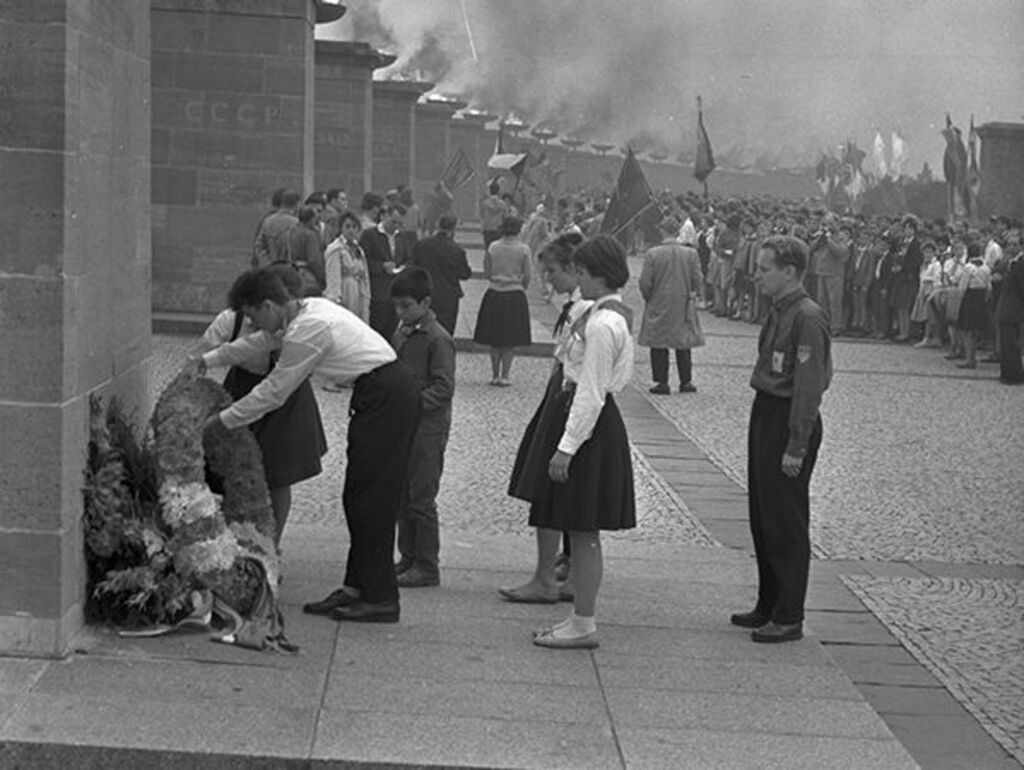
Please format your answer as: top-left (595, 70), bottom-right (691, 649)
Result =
top-left (771, 351), bottom-right (785, 372)
top-left (797, 344), bottom-right (812, 364)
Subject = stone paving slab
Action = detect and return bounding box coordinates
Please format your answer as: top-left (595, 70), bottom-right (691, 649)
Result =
top-left (322, 673), bottom-right (610, 726)
top-left (882, 713), bottom-right (1023, 770)
top-left (603, 688), bottom-right (891, 738)
top-left (2, 692), bottom-right (318, 758)
top-left (311, 711), bottom-right (623, 769)
top-left (615, 726), bottom-right (917, 770)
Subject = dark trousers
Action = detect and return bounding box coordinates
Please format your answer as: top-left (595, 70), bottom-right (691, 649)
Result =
top-left (747, 392), bottom-right (822, 625)
top-left (397, 429), bottom-right (449, 576)
top-left (343, 361), bottom-right (421, 604)
top-left (998, 321), bottom-right (1024, 383)
top-left (651, 348), bottom-right (693, 387)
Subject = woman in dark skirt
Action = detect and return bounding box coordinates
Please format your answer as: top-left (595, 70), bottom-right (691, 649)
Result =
top-left (199, 262), bottom-right (327, 544)
top-left (509, 234), bottom-right (636, 650)
top-left (954, 242), bottom-right (993, 369)
top-left (473, 215), bottom-right (532, 385)
top-left (501, 231), bottom-right (587, 604)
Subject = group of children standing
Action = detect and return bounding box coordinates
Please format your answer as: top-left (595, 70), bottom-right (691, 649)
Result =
top-left (194, 228), bottom-right (637, 647)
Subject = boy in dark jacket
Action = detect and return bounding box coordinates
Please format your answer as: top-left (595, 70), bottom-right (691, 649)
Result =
top-left (389, 267), bottom-right (456, 587)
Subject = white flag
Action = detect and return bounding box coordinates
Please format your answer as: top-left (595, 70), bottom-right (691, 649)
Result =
top-left (890, 129), bottom-right (907, 179)
top-left (872, 131), bottom-right (888, 179)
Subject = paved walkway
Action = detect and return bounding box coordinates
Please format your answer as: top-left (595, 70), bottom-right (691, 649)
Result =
top-left (1, 230), bottom-right (1019, 768)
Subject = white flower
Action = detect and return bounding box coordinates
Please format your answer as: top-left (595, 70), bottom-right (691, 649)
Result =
top-left (160, 482), bottom-right (220, 529)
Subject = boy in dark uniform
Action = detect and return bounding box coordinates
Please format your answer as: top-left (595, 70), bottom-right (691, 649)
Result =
top-left (389, 267), bottom-right (457, 588)
top-left (731, 235), bottom-right (832, 643)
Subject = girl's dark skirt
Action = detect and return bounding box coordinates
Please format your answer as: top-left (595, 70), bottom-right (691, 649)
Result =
top-left (473, 288), bottom-right (532, 347)
top-left (956, 287), bottom-right (989, 332)
top-left (509, 377), bottom-right (636, 532)
top-left (223, 366), bottom-right (327, 489)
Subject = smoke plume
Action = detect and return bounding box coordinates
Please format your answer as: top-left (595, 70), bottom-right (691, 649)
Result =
top-left (320, 0), bottom-right (1024, 172)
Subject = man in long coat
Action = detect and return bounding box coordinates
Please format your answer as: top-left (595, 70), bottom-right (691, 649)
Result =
top-left (639, 216), bottom-right (706, 394)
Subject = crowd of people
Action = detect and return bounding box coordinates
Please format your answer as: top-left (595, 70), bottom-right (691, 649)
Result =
top-left (190, 172), bottom-right (1020, 654)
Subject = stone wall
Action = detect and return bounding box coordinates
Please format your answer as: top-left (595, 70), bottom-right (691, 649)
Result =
top-left (371, 80), bottom-right (430, 194)
top-left (314, 40), bottom-right (390, 201)
top-left (977, 122), bottom-right (1024, 220)
top-left (150, 0), bottom-right (316, 314)
top-left (0, 0), bottom-right (151, 656)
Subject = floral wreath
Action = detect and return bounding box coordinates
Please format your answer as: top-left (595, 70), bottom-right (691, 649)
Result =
top-left (84, 370), bottom-right (295, 652)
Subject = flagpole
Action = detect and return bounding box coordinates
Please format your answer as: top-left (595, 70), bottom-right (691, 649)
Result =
top-left (608, 200), bottom-right (659, 239)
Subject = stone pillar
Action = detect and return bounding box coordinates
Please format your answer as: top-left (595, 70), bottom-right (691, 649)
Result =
top-left (414, 99), bottom-right (462, 201)
top-left (0, 1), bottom-right (151, 656)
top-left (371, 80), bottom-right (431, 193)
top-left (976, 122), bottom-right (1024, 220)
top-left (150, 0), bottom-right (317, 315)
top-left (314, 40), bottom-right (394, 201)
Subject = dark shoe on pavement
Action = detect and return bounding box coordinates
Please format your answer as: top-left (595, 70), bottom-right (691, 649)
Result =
top-left (751, 621), bottom-right (803, 643)
top-left (397, 568), bottom-right (440, 588)
top-left (649, 382), bottom-right (671, 395)
top-left (330, 600), bottom-right (400, 623)
top-left (303, 588), bottom-right (356, 616)
top-left (730, 610), bottom-right (769, 629)
top-left (944, 351), bottom-right (965, 360)
top-left (679, 383), bottom-right (698, 393)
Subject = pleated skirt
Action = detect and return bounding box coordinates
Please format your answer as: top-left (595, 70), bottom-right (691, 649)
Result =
top-left (509, 371), bottom-right (636, 532)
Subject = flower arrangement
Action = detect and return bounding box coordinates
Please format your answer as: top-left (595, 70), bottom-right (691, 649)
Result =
top-left (84, 370), bottom-right (290, 650)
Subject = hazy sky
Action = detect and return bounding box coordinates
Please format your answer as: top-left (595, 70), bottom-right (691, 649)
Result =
top-left (319, 0), bottom-right (1024, 172)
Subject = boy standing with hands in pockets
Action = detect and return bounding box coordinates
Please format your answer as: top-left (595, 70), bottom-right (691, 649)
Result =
top-left (389, 267), bottom-right (457, 587)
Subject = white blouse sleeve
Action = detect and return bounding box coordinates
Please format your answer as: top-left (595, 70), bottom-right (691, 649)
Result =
top-left (557, 317), bottom-right (618, 456)
top-left (218, 321), bottom-right (331, 429)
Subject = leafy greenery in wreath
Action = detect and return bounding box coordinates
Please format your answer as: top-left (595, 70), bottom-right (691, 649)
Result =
top-left (83, 370), bottom-right (291, 651)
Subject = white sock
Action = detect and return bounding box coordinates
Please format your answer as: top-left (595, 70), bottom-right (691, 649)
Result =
top-left (570, 612), bottom-right (596, 635)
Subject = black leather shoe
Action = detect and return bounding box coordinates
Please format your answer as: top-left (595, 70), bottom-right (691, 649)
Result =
top-left (302, 588), bottom-right (356, 616)
top-left (330, 600), bottom-right (400, 623)
top-left (679, 383), bottom-right (698, 394)
top-left (751, 621), bottom-right (803, 643)
top-left (649, 382), bottom-right (671, 395)
top-left (730, 610), bottom-right (769, 629)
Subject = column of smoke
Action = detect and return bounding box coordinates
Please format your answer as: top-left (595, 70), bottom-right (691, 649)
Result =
top-left (322, 0), bottom-right (1023, 172)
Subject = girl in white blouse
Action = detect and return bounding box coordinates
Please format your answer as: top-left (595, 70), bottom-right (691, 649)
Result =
top-left (512, 234), bottom-right (637, 649)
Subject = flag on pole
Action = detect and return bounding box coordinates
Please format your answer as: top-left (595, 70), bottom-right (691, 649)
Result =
top-left (890, 128), bottom-right (906, 179)
top-left (694, 95), bottom-right (716, 183)
top-left (487, 123), bottom-right (529, 176)
top-left (601, 147), bottom-right (658, 237)
top-left (440, 146), bottom-right (475, 192)
top-left (871, 131), bottom-right (888, 179)
top-left (967, 115), bottom-right (980, 204)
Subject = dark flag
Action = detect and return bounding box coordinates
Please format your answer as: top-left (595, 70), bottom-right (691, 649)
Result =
top-left (601, 147), bottom-right (657, 237)
top-left (942, 113), bottom-right (970, 217)
top-left (440, 146), bottom-right (475, 192)
top-left (694, 95), bottom-right (716, 183)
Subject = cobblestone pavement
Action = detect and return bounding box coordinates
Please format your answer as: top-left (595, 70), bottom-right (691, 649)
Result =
top-left (843, 575), bottom-right (1024, 764)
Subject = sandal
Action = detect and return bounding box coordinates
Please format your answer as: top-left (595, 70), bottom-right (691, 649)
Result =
top-left (498, 585), bottom-right (558, 604)
top-left (532, 628), bottom-right (599, 649)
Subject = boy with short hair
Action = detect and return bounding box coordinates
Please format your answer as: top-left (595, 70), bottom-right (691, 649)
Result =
top-left (389, 267), bottom-right (456, 587)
